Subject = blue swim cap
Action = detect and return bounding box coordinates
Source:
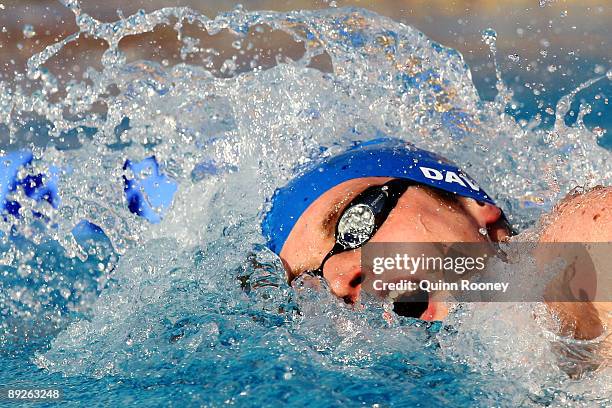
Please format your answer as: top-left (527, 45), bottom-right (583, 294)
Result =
top-left (262, 137), bottom-right (498, 254)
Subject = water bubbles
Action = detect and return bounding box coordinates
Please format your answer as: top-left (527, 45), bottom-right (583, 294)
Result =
top-left (60, 287), bottom-right (72, 299)
top-left (22, 24), bottom-right (36, 39)
top-left (538, 0), bottom-right (556, 7)
top-left (508, 54), bottom-right (520, 63)
top-left (59, 0), bottom-right (80, 9)
top-left (101, 47), bottom-right (126, 69)
top-left (180, 36), bottom-right (200, 59)
top-left (220, 58), bottom-right (238, 75)
top-left (58, 0), bottom-right (83, 22)
top-left (593, 65), bottom-right (605, 74)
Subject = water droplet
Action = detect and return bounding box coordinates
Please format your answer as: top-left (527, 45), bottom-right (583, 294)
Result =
top-left (23, 24), bottom-right (36, 38)
top-left (481, 28), bottom-right (497, 47)
top-left (508, 54), bottom-right (520, 62)
top-left (592, 127), bottom-right (605, 138)
top-left (60, 287), bottom-right (72, 299)
top-left (478, 227), bottom-right (487, 236)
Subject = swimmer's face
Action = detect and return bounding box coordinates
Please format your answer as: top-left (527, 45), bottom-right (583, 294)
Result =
top-left (280, 177), bottom-right (510, 320)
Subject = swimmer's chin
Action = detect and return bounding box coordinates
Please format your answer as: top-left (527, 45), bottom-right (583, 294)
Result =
top-left (422, 291), bottom-right (451, 321)
top-left (420, 300), bottom-right (448, 321)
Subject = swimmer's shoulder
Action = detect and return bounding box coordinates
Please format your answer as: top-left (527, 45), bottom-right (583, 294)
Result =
top-left (540, 186), bottom-right (612, 243)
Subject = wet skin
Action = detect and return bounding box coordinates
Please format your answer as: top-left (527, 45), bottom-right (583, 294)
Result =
top-left (279, 177), bottom-right (611, 341)
top-left (538, 186), bottom-right (612, 346)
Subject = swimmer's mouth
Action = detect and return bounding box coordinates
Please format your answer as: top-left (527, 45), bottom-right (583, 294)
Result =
top-left (391, 289), bottom-right (430, 320)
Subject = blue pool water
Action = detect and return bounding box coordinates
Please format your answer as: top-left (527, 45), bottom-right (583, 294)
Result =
top-left (0, 3), bottom-right (610, 407)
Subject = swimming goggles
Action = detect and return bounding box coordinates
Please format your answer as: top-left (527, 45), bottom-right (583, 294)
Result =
top-left (307, 179), bottom-right (414, 278)
top-left (306, 178), bottom-right (515, 280)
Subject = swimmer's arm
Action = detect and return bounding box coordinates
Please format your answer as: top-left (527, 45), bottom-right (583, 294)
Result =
top-left (539, 187), bottom-right (611, 343)
top-left (544, 302), bottom-right (608, 341)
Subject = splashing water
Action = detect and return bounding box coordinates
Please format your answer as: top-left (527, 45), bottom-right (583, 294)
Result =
top-left (0, 2), bottom-right (610, 406)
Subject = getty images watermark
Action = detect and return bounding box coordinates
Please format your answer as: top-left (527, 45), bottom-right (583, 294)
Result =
top-left (370, 251), bottom-right (508, 294)
top-left (361, 242), bottom-right (611, 303)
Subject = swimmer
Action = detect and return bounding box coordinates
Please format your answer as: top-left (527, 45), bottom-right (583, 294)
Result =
top-left (262, 138), bottom-right (611, 345)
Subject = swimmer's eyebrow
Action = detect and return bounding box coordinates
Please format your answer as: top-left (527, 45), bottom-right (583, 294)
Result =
top-left (320, 200), bottom-right (345, 238)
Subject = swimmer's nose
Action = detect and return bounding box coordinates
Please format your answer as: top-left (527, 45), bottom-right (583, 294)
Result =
top-left (459, 197), bottom-right (502, 227)
top-left (326, 265), bottom-right (363, 304)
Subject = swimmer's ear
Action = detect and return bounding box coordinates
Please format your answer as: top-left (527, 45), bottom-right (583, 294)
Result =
top-left (458, 197), bottom-right (502, 227)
